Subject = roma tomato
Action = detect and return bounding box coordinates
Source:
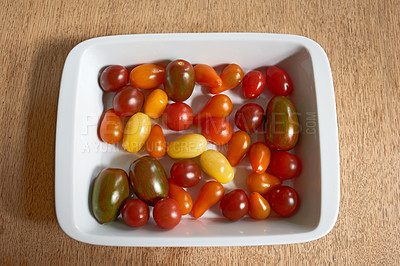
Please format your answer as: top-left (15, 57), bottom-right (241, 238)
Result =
top-left (201, 117), bottom-right (232, 145)
top-left (193, 94), bottom-right (233, 126)
top-left (220, 189), bottom-right (249, 221)
top-left (246, 172), bottom-right (282, 195)
top-left (242, 70), bottom-right (266, 99)
top-left (268, 186), bottom-right (299, 217)
top-left (168, 179), bottom-right (193, 215)
top-left (226, 131), bottom-right (251, 166)
top-left (129, 63), bottom-right (165, 90)
top-left (192, 181), bottom-right (224, 219)
top-left (122, 112), bottom-right (151, 153)
top-left (268, 151), bottom-right (302, 179)
top-left (194, 64), bottom-right (222, 88)
top-left (249, 142), bottom-right (271, 174)
top-left (99, 109), bottom-right (123, 144)
top-left (143, 89), bottom-right (168, 119)
top-left (200, 150), bottom-right (234, 184)
top-left (146, 125), bottom-right (167, 158)
top-left (162, 102), bottom-right (193, 131)
top-left (164, 59), bottom-right (195, 102)
top-left (153, 198), bottom-right (181, 229)
top-left (248, 192), bottom-right (271, 220)
top-left (167, 134), bottom-right (207, 159)
top-left (122, 199), bottom-right (149, 227)
top-left (99, 65), bottom-right (128, 92)
top-left (170, 159), bottom-right (201, 188)
top-left (266, 66), bottom-right (293, 96)
top-left (210, 64), bottom-right (244, 94)
top-left (113, 85), bottom-right (144, 117)
top-left (234, 103), bottom-right (264, 132)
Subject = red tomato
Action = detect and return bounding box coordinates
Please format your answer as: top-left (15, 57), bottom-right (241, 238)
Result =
top-left (267, 151), bottom-right (302, 179)
top-left (193, 94), bottom-right (233, 126)
top-left (121, 199), bottom-right (149, 227)
top-left (99, 109), bottom-right (123, 144)
top-left (246, 172), bottom-right (282, 195)
top-left (146, 125), bottom-right (167, 158)
top-left (248, 192), bottom-right (271, 220)
top-left (113, 85), bottom-right (144, 117)
top-left (249, 142), bottom-right (271, 174)
top-left (226, 131), bottom-right (251, 166)
top-left (129, 64), bottom-right (165, 90)
top-left (170, 159), bottom-right (201, 188)
top-left (153, 198), bottom-right (182, 229)
top-left (234, 103), bottom-right (264, 132)
top-left (242, 70), bottom-right (266, 99)
top-left (194, 64), bottom-right (222, 88)
top-left (168, 179), bottom-right (193, 215)
top-left (268, 186), bottom-right (299, 217)
top-left (266, 66), bottom-right (293, 96)
top-left (219, 189), bottom-right (249, 221)
top-left (162, 102), bottom-right (193, 131)
top-left (192, 181), bottom-right (224, 219)
top-left (210, 64), bottom-right (244, 94)
top-left (201, 117), bottom-right (233, 145)
top-left (99, 65), bottom-right (129, 92)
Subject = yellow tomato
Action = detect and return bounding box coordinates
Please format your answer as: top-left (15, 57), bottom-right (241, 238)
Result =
top-left (200, 150), bottom-right (234, 184)
top-left (167, 134), bottom-right (207, 159)
top-left (143, 89), bottom-right (168, 119)
top-left (122, 112), bottom-right (151, 153)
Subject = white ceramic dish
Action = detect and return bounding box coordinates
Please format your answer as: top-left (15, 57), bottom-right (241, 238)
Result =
top-left (55, 33), bottom-right (339, 246)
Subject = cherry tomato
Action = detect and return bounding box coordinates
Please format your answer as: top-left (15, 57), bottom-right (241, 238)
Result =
top-left (143, 89), bottom-right (168, 119)
top-left (249, 142), bottom-right (271, 174)
top-left (99, 65), bottom-right (128, 92)
top-left (168, 179), bottom-right (193, 215)
top-left (170, 159), bottom-right (201, 188)
top-left (201, 117), bottom-right (232, 145)
top-left (146, 125), bottom-right (167, 158)
top-left (267, 151), bottom-right (302, 180)
top-left (219, 189), bottom-right (249, 221)
top-left (192, 181), bottom-right (224, 219)
top-left (234, 103), bottom-right (264, 132)
top-left (242, 70), bottom-right (266, 99)
top-left (226, 131), bottom-right (251, 166)
top-left (162, 102), bottom-right (193, 131)
top-left (266, 66), bottom-right (293, 96)
top-left (113, 85), bottom-right (144, 117)
top-left (246, 172), bottom-right (282, 195)
top-left (268, 186), bottom-right (299, 217)
top-left (121, 199), bottom-right (149, 227)
top-left (99, 109), bottom-right (123, 144)
top-left (248, 192), bottom-right (271, 220)
top-left (193, 94), bottom-right (233, 126)
top-left (129, 63), bottom-right (165, 90)
top-left (210, 64), bottom-right (244, 94)
top-left (153, 198), bottom-right (182, 229)
top-left (194, 64), bottom-right (222, 88)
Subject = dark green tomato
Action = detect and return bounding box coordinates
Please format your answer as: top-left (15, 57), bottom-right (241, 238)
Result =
top-left (129, 156), bottom-right (169, 206)
top-left (265, 96), bottom-right (299, 150)
top-left (92, 168), bottom-right (130, 224)
top-left (164, 59), bottom-right (195, 102)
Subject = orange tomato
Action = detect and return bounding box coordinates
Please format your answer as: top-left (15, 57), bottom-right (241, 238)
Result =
top-left (210, 64), bottom-right (244, 94)
top-left (99, 109), bottom-right (123, 144)
top-left (249, 142), bottom-right (271, 174)
top-left (193, 94), bottom-right (233, 126)
top-left (226, 131), bottom-right (251, 166)
top-left (248, 192), bottom-right (271, 219)
top-left (192, 181), bottom-right (224, 218)
top-left (129, 64), bottom-right (165, 89)
top-left (194, 64), bottom-right (222, 88)
top-left (246, 172), bottom-right (282, 195)
top-left (145, 125), bottom-right (167, 158)
top-left (168, 179), bottom-right (193, 215)
top-left (143, 89), bottom-right (168, 118)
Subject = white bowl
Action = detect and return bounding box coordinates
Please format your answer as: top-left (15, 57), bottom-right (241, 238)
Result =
top-left (55, 33), bottom-right (339, 246)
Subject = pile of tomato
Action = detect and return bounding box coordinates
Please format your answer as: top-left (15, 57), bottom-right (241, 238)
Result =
top-left (92, 60), bottom-right (301, 229)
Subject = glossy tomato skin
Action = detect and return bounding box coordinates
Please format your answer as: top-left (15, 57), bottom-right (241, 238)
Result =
top-left (246, 172), bottom-right (282, 195)
top-left (193, 94), bottom-right (233, 126)
top-left (113, 85), bottom-right (144, 117)
top-left (129, 64), bottom-right (165, 90)
top-left (266, 66), bottom-right (293, 96)
top-left (210, 64), bottom-right (244, 94)
top-left (99, 109), bottom-right (123, 144)
top-left (143, 89), bottom-right (168, 119)
top-left (268, 151), bottom-right (302, 179)
top-left (122, 199), bottom-right (149, 227)
top-left (146, 125), bottom-right (167, 158)
top-left (162, 102), bottom-right (193, 131)
top-left (192, 181), bottom-right (224, 218)
top-left (242, 71), bottom-right (266, 99)
top-left (153, 198), bottom-right (182, 229)
top-left (268, 186), bottom-right (299, 217)
top-left (201, 117), bottom-right (232, 145)
top-left (164, 59), bottom-right (195, 102)
top-left (168, 179), bottom-right (193, 215)
top-left (194, 64), bottom-right (222, 88)
top-left (200, 150), bottom-right (234, 184)
top-left (226, 131), bottom-right (251, 166)
top-left (234, 103), bottom-right (264, 132)
top-left (220, 189), bottom-right (249, 221)
top-left (100, 65), bottom-right (129, 92)
top-left (167, 134), bottom-right (207, 159)
top-left (170, 159), bottom-right (201, 188)
top-left (249, 142), bottom-right (271, 174)
top-left (248, 192), bottom-right (271, 220)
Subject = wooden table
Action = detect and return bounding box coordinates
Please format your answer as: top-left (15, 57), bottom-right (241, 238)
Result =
top-left (1, 0), bottom-right (399, 264)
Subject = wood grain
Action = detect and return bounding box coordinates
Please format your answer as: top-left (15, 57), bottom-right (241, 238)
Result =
top-left (1, 0), bottom-right (399, 264)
